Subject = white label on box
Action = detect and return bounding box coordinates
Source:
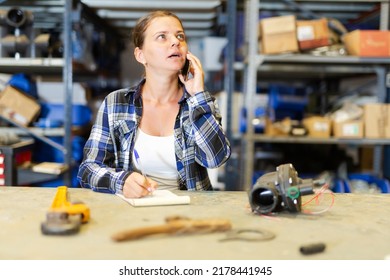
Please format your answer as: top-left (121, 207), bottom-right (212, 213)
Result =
top-left (313, 122), bottom-right (329, 132)
top-left (0, 155), bottom-right (4, 164)
top-left (0, 178), bottom-right (4, 185)
top-left (343, 124), bottom-right (358, 135)
top-left (2, 108), bottom-right (28, 125)
top-left (13, 113), bottom-right (28, 125)
top-left (0, 167), bottom-right (3, 174)
top-left (297, 26), bottom-right (315, 41)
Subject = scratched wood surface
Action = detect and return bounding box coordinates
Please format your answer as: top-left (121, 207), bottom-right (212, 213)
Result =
top-left (0, 187), bottom-right (389, 260)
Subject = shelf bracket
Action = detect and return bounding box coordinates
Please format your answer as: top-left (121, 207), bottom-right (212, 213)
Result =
top-left (0, 115), bottom-right (67, 154)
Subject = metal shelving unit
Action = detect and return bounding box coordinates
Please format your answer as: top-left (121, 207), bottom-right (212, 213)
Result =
top-left (0, 57), bottom-right (63, 71)
top-left (0, 0), bottom-right (73, 185)
top-left (240, 0), bottom-right (390, 190)
top-left (247, 135), bottom-right (390, 145)
top-left (0, 0), bottom-right (121, 186)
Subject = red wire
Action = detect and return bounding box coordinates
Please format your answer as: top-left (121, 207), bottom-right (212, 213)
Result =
top-left (302, 183), bottom-right (335, 214)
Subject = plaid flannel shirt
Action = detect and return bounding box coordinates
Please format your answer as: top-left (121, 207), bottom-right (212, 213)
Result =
top-left (77, 79), bottom-right (231, 193)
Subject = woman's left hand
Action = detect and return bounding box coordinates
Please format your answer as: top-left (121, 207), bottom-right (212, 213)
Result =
top-left (179, 52), bottom-right (205, 96)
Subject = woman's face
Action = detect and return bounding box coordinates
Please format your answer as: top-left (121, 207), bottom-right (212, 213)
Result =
top-left (139, 16), bottom-right (188, 75)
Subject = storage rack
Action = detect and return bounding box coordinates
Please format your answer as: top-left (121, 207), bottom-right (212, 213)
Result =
top-left (240, 0), bottom-right (390, 191)
top-left (0, 0), bottom-right (73, 185)
top-left (0, 0), bottom-right (122, 186)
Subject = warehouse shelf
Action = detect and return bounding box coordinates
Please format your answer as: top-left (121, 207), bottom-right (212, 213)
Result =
top-left (0, 57), bottom-right (63, 72)
top-left (0, 57), bottom-right (103, 77)
top-left (17, 167), bottom-right (59, 186)
top-left (239, 0), bottom-right (390, 191)
top-left (0, 1), bottom-right (73, 182)
top-left (237, 53), bottom-right (390, 103)
top-left (0, 127), bottom-right (65, 137)
top-left (245, 135), bottom-right (390, 145)
top-left (237, 54), bottom-right (390, 67)
top-left (234, 55), bottom-right (390, 82)
top-left (235, 55), bottom-right (390, 76)
top-left (0, 0), bottom-right (122, 187)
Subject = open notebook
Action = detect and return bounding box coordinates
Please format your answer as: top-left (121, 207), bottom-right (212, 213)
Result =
top-left (116, 190), bottom-right (190, 207)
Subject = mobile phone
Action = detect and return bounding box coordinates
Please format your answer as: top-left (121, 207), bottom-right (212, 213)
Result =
top-left (181, 59), bottom-right (191, 81)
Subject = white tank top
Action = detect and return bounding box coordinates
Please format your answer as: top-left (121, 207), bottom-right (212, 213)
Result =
top-left (132, 129), bottom-right (178, 189)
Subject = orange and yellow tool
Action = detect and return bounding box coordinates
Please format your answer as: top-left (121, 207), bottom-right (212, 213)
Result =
top-left (41, 186), bottom-right (90, 235)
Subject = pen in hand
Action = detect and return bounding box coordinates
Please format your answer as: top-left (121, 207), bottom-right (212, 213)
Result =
top-left (133, 149), bottom-right (153, 194)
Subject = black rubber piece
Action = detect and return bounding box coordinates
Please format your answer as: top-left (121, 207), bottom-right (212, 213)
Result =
top-left (300, 243), bottom-right (326, 255)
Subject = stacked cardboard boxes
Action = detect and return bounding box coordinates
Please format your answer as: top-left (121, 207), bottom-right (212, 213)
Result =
top-left (259, 15), bottom-right (331, 54)
top-left (265, 103), bottom-right (390, 139)
top-left (259, 15), bottom-right (390, 57)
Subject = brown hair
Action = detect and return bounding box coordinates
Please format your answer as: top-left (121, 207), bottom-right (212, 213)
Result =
top-left (132, 10), bottom-right (184, 48)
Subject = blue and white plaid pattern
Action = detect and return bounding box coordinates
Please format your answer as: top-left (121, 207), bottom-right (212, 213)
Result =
top-left (77, 79), bottom-right (231, 193)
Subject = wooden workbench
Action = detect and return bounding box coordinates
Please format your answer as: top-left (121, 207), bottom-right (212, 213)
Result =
top-left (0, 186), bottom-right (389, 260)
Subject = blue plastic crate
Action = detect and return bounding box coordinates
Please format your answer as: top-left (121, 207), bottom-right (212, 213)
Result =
top-left (268, 84), bottom-right (308, 111)
top-left (37, 103), bottom-right (92, 127)
top-left (239, 107), bottom-right (266, 133)
top-left (347, 174), bottom-right (390, 193)
top-left (332, 179), bottom-right (350, 193)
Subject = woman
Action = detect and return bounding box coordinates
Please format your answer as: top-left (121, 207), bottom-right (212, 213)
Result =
top-left (77, 10), bottom-right (231, 198)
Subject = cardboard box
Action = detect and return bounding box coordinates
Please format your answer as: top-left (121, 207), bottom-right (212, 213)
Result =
top-left (264, 117), bottom-right (291, 136)
top-left (297, 18), bottom-right (331, 50)
top-left (333, 120), bottom-right (364, 138)
top-left (260, 15), bottom-right (299, 55)
top-left (364, 103), bottom-right (390, 138)
top-left (360, 147), bottom-right (374, 172)
top-left (343, 30), bottom-right (390, 57)
top-left (0, 86), bottom-right (41, 126)
top-left (302, 116), bottom-right (331, 138)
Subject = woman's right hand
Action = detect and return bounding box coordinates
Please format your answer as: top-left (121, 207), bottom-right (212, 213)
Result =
top-left (122, 172), bottom-right (158, 198)
top-left (179, 52), bottom-right (204, 96)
